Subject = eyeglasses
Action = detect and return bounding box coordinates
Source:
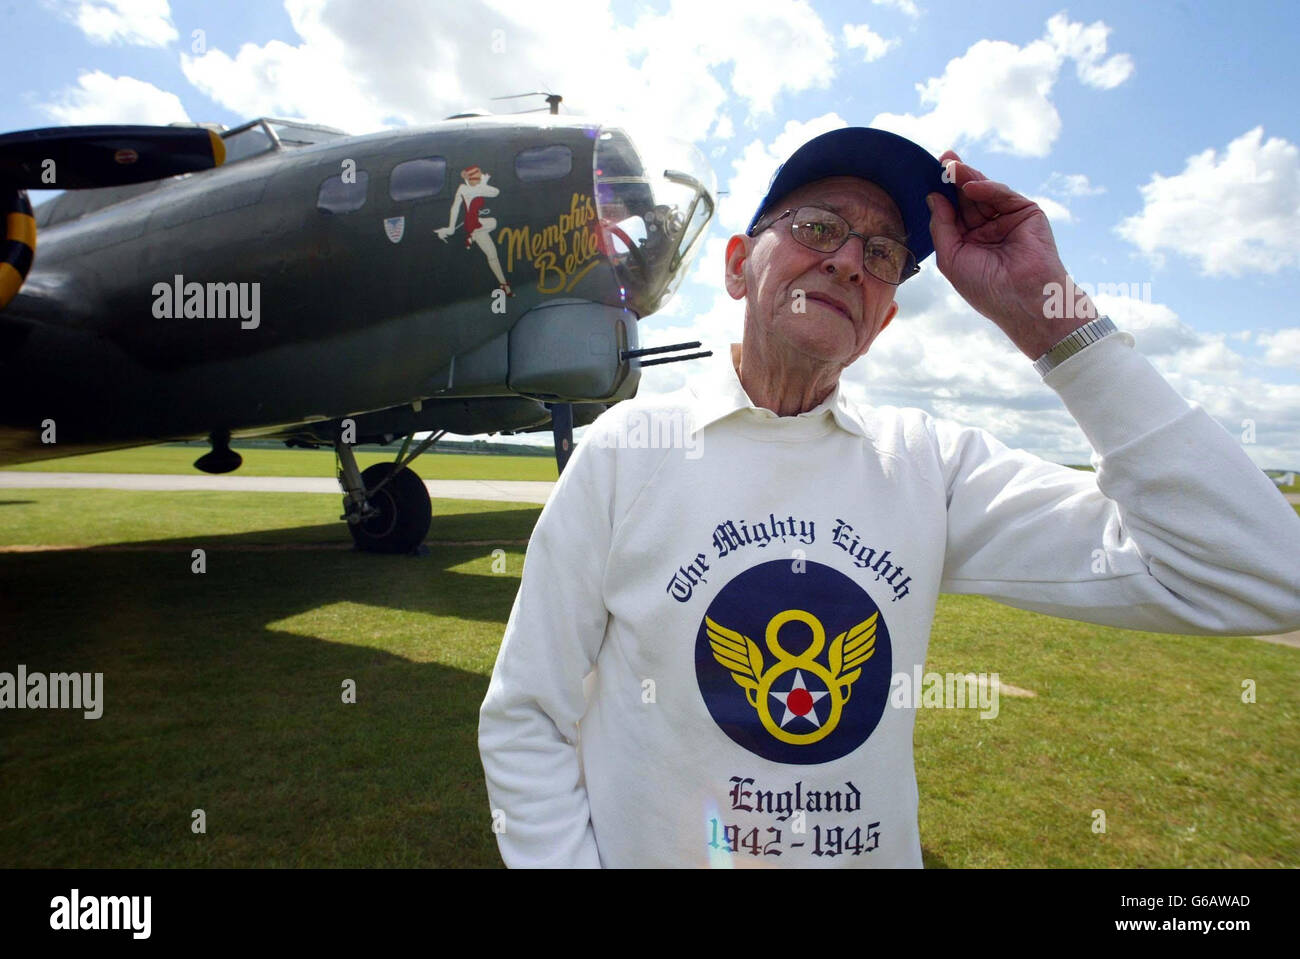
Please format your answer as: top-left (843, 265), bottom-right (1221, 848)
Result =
top-left (749, 206), bottom-right (918, 285)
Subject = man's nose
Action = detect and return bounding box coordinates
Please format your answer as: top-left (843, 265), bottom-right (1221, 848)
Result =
top-left (822, 235), bottom-right (864, 284)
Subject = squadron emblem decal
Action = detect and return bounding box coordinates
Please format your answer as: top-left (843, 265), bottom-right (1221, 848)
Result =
top-left (695, 559), bottom-right (892, 764)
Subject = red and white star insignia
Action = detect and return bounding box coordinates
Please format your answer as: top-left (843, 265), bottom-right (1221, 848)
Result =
top-left (770, 670), bottom-right (829, 729)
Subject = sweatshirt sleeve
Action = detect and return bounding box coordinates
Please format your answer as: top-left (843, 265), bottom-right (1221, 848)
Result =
top-left (934, 330), bottom-right (1300, 636)
top-left (477, 424), bottom-right (616, 868)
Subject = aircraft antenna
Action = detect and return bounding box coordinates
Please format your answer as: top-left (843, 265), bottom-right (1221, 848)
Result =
top-left (490, 92), bottom-right (563, 115)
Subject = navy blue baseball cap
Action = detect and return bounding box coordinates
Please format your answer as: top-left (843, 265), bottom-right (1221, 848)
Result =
top-left (745, 127), bottom-right (959, 266)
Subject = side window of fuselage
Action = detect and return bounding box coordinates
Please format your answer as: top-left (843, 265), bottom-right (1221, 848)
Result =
top-left (389, 157), bottom-right (447, 201)
top-left (316, 171), bottom-right (369, 213)
top-left (514, 144), bottom-right (572, 183)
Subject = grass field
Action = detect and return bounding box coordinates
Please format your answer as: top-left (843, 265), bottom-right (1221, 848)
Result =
top-left (7, 444), bottom-right (1293, 493)
top-left (0, 486), bottom-right (1296, 868)
top-left (0, 444), bottom-right (559, 481)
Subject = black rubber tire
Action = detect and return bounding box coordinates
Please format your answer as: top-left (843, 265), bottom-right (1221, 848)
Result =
top-left (346, 463), bottom-right (431, 554)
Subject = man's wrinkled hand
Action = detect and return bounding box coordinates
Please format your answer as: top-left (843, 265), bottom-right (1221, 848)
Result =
top-left (927, 151), bottom-right (1094, 358)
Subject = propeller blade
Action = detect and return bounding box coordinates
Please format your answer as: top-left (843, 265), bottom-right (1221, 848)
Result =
top-left (0, 125), bottom-right (225, 190)
top-left (551, 402), bottom-right (574, 474)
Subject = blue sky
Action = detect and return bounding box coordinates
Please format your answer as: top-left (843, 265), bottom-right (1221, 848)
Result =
top-left (3, 0), bottom-right (1298, 467)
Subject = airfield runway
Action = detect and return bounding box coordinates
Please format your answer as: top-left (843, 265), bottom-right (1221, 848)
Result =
top-left (0, 471), bottom-right (556, 504)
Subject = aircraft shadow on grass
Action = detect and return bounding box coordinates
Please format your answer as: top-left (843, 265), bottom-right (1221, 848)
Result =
top-left (0, 508), bottom-right (548, 867)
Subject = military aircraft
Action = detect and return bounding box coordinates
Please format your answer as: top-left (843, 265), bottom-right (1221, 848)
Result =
top-left (0, 104), bottom-right (715, 553)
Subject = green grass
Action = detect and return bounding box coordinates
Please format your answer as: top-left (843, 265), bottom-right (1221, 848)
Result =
top-left (1264, 471), bottom-right (1298, 494)
top-left (0, 489), bottom-right (531, 548)
top-left (1, 444), bottom-right (559, 481)
top-left (0, 491), bottom-right (534, 868)
top-left (0, 489), bottom-right (1295, 868)
top-left (918, 601), bottom-right (1298, 867)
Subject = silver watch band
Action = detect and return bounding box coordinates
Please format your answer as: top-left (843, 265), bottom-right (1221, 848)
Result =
top-left (1033, 315), bottom-right (1118, 377)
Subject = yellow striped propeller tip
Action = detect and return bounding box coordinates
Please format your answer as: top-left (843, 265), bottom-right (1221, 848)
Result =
top-left (207, 128), bottom-right (226, 168)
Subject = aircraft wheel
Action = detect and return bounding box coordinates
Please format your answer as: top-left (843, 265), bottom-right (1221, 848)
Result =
top-left (347, 463), bottom-right (431, 554)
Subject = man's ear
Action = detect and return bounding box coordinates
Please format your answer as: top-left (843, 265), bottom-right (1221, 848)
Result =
top-left (724, 235), bottom-right (749, 301)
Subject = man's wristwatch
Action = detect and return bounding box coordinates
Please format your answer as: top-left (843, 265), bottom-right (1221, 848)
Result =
top-left (1033, 315), bottom-right (1117, 377)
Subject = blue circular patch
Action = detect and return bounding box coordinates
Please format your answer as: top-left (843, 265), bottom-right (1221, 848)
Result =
top-left (695, 559), bottom-right (892, 765)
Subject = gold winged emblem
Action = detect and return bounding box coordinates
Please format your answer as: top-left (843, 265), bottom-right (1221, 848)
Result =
top-left (706, 608), bottom-right (877, 745)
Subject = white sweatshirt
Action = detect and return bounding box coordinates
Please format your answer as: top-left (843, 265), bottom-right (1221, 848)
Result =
top-left (478, 331), bottom-right (1300, 868)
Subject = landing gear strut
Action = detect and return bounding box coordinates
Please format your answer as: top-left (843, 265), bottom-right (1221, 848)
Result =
top-left (336, 432), bottom-right (441, 554)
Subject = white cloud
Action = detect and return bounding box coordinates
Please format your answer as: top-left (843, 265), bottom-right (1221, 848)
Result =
top-left (1256, 328), bottom-right (1300, 367)
top-left (710, 115), bottom-right (735, 141)
top-left (179, 0), bottom-right (837, 137)
top-left (1028, 195), bottom-right (1072, 224)
top-left (851, 270), bottom-right (1085, 459)
top-left (40, 71), bottom-right (190, 124)
top-left (683, 234), bottom-right (733, 294)
top-left (719, 112), bottom-right (849, 233)
top-left (181, 36), bottom-right (392, 133)
top-left (1043, 13), bottom-right (1134, 89)
top-left (843, 23), bottom-right (899, 62)
top-left (872, 0), bottom-right (921, 18)
top-left (1042, 172), bottom-right (1105, 197)
top-left (46, 0), bottom-right (178, 47)
top-left (869, 13), bottom-right (1133, 157)
top-left (1088, 290), bottom-right (1177, 344)
top-left (702, 1), bottom-right (839, 117)
top-left (636, 292), bottom-right (745, 394)
top-left (1116, 127), bottom-right (1300, 277)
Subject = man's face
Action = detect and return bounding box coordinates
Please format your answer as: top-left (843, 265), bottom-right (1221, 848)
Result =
top-left (726, 176), bottom-right (904, 369)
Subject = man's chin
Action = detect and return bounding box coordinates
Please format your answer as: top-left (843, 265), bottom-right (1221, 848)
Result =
top-left (772, 327), bottom-right (860, 367)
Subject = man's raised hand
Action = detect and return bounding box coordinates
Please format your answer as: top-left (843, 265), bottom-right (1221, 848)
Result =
top-left (927, 151), bottom-right (1092, 359)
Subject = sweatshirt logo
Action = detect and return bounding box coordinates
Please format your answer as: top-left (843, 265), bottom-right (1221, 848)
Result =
top-left (706, 608), bottom-right (875, 746)
top-left (695, 560), bottom-right (892, 764)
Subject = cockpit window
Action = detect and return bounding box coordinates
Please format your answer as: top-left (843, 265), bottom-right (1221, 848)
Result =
top-left (220, 118), bottom-right (346, 166)
top-left (317, 171), bottom-right (369, 213)
top-left (594, 130), bottom-right (643, 179)
top-left (515, 144), bottom-right (572, 182)
top-left (594, 127), bottom-right (715, 315)
top-left (222, 125), bottom-right (275, 164)
top-left (389, 157), bottom-right (447, 200)
top-left (268, 121), bottom-right (345, 148)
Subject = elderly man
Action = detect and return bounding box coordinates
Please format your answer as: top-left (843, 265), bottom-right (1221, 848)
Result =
top-left (478, 128), bottom-right (1300, 868)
